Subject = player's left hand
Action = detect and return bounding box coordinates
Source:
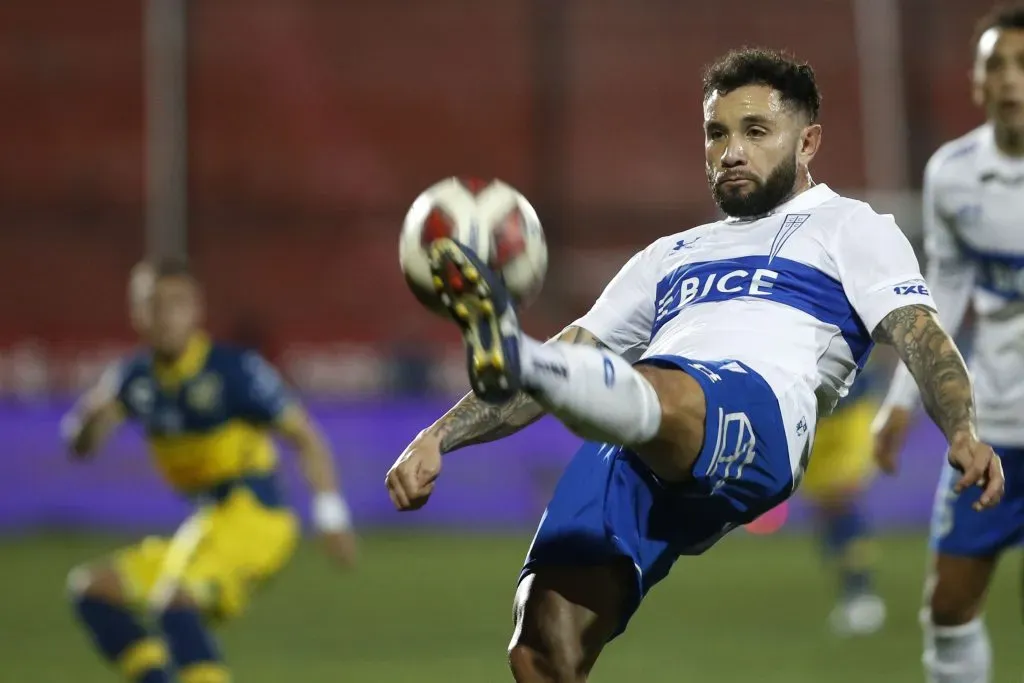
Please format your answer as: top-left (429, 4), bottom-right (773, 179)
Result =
top-left (946, 432), bottom-right (1005, 511)
top-left (320, 529), bottom-right (358, 569)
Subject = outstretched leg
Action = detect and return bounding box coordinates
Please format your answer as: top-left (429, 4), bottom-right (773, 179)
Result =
top-left (68, 563), bottom-right (171, 682)
top-left (429, 239), bottom-right (705, 483)
top-left (509, 563), bottom-right (634, 683)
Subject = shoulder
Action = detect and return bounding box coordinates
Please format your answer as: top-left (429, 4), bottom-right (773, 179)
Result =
top-left (112, 350), bottom-right (154, 415)
top-left (113, 349), bottom-right (151, 387)
top-left (647, 223), bottom-right (720, 257)
top-left (819, 194), bottom-right (901, 237)
top-left (206, 344), bottom-right (280, 383)
top-left (925, 126), bottom-right (987, 188)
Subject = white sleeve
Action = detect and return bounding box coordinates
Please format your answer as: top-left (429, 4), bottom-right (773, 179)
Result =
top-left (833, 206), bottom-right (937, 334)
top-left (572, 243), bottom-right (662, 362)
top-left (882, 154), bottom-right (977, 410)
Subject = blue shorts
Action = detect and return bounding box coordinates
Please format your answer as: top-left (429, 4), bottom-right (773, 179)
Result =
top-left (931, 446), bottom-right (1024, 556)
top-left (520, 356), bottom-right (798, 638)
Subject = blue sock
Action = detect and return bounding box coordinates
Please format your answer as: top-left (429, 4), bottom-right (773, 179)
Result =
top-left (139, 671), bottom-right (171, 683)
top-left (820, 503), bottom-right (876, 598)
top-left (160, 606), bottom-right (227, 678)
top-left (73, 595), bottom-right (170, 681)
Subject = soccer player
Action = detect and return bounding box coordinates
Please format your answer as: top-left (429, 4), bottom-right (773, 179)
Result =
top-left (61, 259), bottom-right (357, 683)
top-left (386, 47), bottom-right (1004, 682)
top-left (873, 5), bottom-right (1024, 682)
top-left (800, 366), bottom-right (886, 635)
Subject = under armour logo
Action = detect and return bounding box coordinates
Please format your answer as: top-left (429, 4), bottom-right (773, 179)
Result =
top-left (796, 418), bottom-right (808, 437)
top-left (673, 236), bottom-right (703, 251)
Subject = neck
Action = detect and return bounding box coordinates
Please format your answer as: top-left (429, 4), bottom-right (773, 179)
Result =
top-left (994, 124), bottom-right (1024, 157)
top-left (154, 349), bottom-right (184, 366)
top-left (779, 173), bottom-right (815, 206)
top-left (154, 332), bottom-right (200, 366)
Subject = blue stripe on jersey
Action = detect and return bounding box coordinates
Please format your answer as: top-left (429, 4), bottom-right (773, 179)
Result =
top-left (652, 255), bottom-right (873, 367)
top-left (956, 240), bottom-right (1024, 300)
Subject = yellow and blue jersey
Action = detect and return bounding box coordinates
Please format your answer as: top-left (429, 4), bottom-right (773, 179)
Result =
top-left (113, 334), bottom-right (292, 501)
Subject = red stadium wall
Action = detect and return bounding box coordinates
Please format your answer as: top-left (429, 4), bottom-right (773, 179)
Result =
top-left (0, 0), bottom-right (989, 387)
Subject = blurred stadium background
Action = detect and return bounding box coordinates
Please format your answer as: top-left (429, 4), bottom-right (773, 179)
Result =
top-left (3, 0), bottom-right (1023, 681)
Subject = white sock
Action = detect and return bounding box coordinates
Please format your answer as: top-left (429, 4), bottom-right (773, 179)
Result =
top-left (518, 335), bottom-right (662, 446)
top-left (922, 611), bottom-right (991, 683)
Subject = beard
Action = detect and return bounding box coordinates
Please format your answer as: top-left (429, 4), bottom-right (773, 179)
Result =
top-left (708, 155), bottom-right (798, 218)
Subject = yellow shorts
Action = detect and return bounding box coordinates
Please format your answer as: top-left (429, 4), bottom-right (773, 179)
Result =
top-left (114, 486), bottom-right (299, 622)
top-left (801, 399), bottom-right (878, 500)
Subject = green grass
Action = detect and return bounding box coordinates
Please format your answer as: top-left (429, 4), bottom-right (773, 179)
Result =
top-left (3, 531), bottom-right (1023, 682)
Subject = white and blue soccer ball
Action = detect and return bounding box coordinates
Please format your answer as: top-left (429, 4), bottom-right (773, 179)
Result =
top-left (399, 177), bottom-right (548, 315)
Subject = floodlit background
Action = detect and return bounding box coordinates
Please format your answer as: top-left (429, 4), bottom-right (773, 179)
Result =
top-left (2, 1), bottom-right (1020, 681)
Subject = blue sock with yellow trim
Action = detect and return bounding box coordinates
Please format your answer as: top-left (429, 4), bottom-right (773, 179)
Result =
top-left (160, 607), bottom-right (230, 683)
top-left (73, 595), bottom-right (170, 682)
top-left (821, 502), bottom-right (877, 598)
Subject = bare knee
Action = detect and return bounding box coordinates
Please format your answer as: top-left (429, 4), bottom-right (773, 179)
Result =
top-left (67, 563), bottom-right (126, 605)
top-left (507, 565), bottom-right (630, 683)
top-left (633, 365), bottom-right (705, 482)
top-left (162, 587), bottom-right (200, 611)
top-left (508, 616), bottom-right (587, 683)
top-left (508, 577), bottom-right (584, 682)
top-left (927, 554), bottom-right (996, 626)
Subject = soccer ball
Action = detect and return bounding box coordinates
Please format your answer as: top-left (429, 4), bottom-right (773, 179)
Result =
top-left (399, 177), bottom-right (548, 316)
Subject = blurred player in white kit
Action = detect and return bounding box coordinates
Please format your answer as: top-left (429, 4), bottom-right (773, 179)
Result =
top-left (873, 4), bottom-right (1024, 682)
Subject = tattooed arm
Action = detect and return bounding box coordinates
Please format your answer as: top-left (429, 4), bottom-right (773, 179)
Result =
top-left (872, 304), bottom-right (975, 442)
top-left (427, 325), bottom-right (608, 454)
top-left (872, 303), bottom-right (1004, 508)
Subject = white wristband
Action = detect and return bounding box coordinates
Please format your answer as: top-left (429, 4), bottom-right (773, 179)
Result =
top-left (313, 493), bottom-right (352, 532)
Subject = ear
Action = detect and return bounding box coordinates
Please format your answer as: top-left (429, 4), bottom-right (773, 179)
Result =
top-left (970, 65), bottom-right (985, 108)
top-left (799, 123), bottom-right (822, 165)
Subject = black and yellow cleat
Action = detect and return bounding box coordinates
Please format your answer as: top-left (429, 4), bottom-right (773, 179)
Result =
top-left (427, 238), bottom-right (522, 404)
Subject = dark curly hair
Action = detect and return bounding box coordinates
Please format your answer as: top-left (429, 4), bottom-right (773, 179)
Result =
top-left (702, 47), bottom-right (821, 123)
top-left (972, 3), bottom-right (1024, 52)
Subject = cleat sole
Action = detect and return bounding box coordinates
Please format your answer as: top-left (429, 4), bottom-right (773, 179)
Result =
top-left (427, 238), bottom-right (519, 403)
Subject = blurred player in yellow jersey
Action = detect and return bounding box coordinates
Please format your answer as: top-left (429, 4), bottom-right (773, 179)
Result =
top-left (801, 367), bottom-right (885, 636)
top-left (61, 258), bottom-right (357, 683)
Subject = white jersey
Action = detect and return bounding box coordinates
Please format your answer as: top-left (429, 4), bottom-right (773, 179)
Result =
top-left (883, 124), bottom-right (1024, 445)
top-left (575, 184), bottom-right (934, 430)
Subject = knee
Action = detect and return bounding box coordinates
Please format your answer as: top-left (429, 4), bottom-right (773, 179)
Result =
top-left (929, 590), bottom-right (981, 627)
top-left (150, 586), bottom-right (203, 620)
top-left (928, 581), bottom-right (982, 627)
top-left (67, 564), bottom-right (125, 605)
top-left (508, 641), bottom-right (585, 683)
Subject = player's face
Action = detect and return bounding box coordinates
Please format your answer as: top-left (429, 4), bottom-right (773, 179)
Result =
top-left (703, 85), bottom-right (820, 218)
top-left (149, 275), bottom-right (201, 357)
top-left (974, 27), bottom-right (1024, 131)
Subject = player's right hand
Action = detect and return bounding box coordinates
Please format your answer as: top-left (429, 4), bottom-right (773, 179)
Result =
top-left (871, 405), bottom-right (913, 475)
top-left (386, 431), bottom-right (442, 511)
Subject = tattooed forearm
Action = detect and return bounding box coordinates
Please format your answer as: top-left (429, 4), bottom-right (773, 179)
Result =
top-left (430, 391), bottom-right (544, 454)
top-left (428, 325), bottom-right (610, 454)
top-left (873, 304), bottom-right (975, 441)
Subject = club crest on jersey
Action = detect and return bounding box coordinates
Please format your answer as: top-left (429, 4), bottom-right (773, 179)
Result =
top-left (186, 373), bottom-right (223, 413)
top-left (769, 214), bottom-right (810, 262)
